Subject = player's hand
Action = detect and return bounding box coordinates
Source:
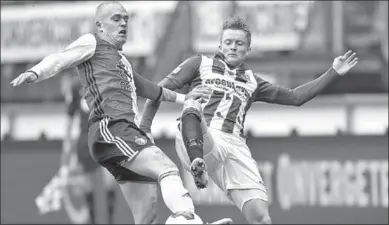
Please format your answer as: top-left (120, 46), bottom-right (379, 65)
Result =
top-left (10, 71), bottom-right (38, 86)
top-left (185, 85), bottom-right (212, 101)
top-left (146, 132), bottom-right (155, 144)
top-left (332, 50), bottom-right (359, 76)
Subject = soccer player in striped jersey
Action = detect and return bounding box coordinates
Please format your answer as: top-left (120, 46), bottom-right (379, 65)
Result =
top-left (11, 2), bottom-right (233, 224)
top-left (140, 16), bottom-right (358, 224)
top-left (61, 74), bottom-right (117, 224)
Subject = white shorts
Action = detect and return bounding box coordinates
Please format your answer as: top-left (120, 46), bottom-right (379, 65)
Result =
top-left (175, 123), bottom-right (268, 207)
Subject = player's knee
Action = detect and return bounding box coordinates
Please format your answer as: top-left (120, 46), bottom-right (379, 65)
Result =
top-left (158, 168), bottom-right (180, 183)
top-left (242, 198), bottom-right (271, 224)
top-left (146, 146), bottom-right (178, 170)
top-left (181, 110), bottom-right (204, 155)
top-left (182, 100), bottom-right (202, 122)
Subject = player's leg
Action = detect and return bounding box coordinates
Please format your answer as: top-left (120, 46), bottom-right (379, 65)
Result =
top-left (89, 118), bottom-right (159, 223)
top-left (211, 138), bottom-right (271, 224)
top-left (119, 181), bottom-right (158, 224)
top-left (180, 99), bottom-right (210, 188)
top-left (120, 145), bottom-right (195, 215)
top-left (229, 190), bottom-right (271, 224)
top-left (90, 117), bottom-right (195, 219)
top-left (76, 136), bottom-right (98, 224)
top-left (101, 167), bottom-right (117, 224)
top-left (175, 121), bottom-right (219, 175)
top-left (226, 150), bottom-right (271, 224)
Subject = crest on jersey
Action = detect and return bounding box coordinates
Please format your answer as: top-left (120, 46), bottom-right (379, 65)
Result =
top-left (116, 60), bottom-right (133, 91)
top-left (135, 136), bottom-right (147, 145)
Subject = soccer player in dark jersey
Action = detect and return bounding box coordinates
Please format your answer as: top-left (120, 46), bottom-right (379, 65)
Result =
top-left (140, 16), bottom-right (358, 224)
top-left (61, 74), bottom-right (117, 224)
top-left (11, 2), bottom-right (232, 224)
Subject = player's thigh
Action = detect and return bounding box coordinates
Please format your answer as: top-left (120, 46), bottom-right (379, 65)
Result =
top-left (229, 188), bottom-right (269, 214)
top-left (89, 117), bottom-right (176, 181)
top-left (76, 137), bottom-right (101, 190)
top-left (120, 145), bottom-right (179, 181)
top-left (100, 167), bottom-right (117, 189)
top-left (224, 145), bottom-right (266, 190)
top-left (222, 146), bottom-right (268, 208)
top-left (119, 181), bottom-right (158, 224)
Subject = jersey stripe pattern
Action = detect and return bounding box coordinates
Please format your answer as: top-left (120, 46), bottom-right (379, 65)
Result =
top-left (77, 35), bottom-right (139, 126)
top-left (197, 55), bottom-right (258, 138)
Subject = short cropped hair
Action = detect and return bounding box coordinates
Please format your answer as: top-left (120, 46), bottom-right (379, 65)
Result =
top-left (221, 16), bottom-right (252, 47)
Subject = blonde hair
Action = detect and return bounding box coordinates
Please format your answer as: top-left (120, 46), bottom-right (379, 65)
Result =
top-left (222, 16), bottom-right (252, 46)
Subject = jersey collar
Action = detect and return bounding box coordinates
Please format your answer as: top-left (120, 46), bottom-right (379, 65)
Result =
top-left (213, 51), bottom-right (246, 72)
top-left (213, 52), bottom-right (249, 82)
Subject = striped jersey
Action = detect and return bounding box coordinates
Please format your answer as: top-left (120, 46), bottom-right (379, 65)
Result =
top-left (30, 33), bottom-right (162, 127)
top-left (76, 34), bottom-right (140, 124)
top-left (167, 53), bottom-right (291, 138)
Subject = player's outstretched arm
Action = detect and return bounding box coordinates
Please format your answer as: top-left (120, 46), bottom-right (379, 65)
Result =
top-left (133, 71), bottom-right (210, 104)
top-left (138, 55), bottom-right (201, 134)
top-left (139, 77), bottom-right (180, 134)
top-left (11, 34), bottom-right (96, 87)
top-left (255, 50), bottom-right (359, 106)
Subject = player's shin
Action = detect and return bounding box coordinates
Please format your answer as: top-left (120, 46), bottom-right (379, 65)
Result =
top-left (181, 99), bottom-right (209, 189)
top-left (181, 100), bottom-right (204, 162)
top-left (158, 169), bottom-right (195, 214)
top-left (182, 113), bottom-right (204, 162)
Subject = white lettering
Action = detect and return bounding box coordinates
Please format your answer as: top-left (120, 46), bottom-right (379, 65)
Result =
top-left (277, 153), bottom-right (293, 211)
top-left (367, 161), bottom-right (380, 206)
top-left (275, 154), bottom-right (388, 209)
top-left (355, 160), bottom-right (369, 207)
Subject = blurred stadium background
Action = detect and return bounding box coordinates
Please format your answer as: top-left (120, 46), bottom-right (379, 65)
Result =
top-left (1, 1), bottom-right (388, 224)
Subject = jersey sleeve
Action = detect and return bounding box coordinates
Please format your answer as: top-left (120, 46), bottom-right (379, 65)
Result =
top-left (29, 33), bottom-right (96, 82)
top-left (253, 67), bottom-right (339, 105)
top-left (133, 70), bottom-right (163, 100)
top-left (166, 55), bottom-right (202, 89)
top-left (252, 74), bottom-right (281, 103)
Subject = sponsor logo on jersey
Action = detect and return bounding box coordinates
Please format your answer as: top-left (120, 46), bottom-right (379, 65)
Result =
top-left (204, 78), bottom-right (250, 98)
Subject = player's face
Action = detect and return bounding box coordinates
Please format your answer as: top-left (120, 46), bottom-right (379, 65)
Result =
top-left (99, 4), bottom-right (129, 45)
top-left (219, 29), bottom-right (251, 67)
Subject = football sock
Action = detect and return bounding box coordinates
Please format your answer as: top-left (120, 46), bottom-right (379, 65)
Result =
top-left (159, 169), bottom-right (195, 214)
top-left (181, 113), bottom-right (204, 162)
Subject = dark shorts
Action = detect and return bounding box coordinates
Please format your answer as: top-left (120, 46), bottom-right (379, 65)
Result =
top-left (76, 133), bottom-right (99, 173)
top-left (88, 117), bottom-right (156, 183)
